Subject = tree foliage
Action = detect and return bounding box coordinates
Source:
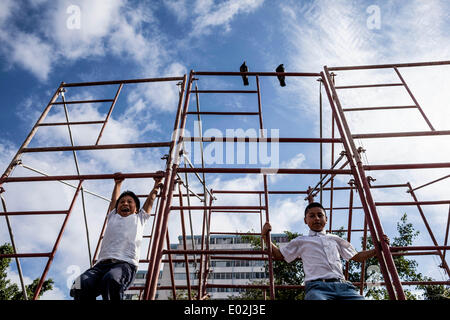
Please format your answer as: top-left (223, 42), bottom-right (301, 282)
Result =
top-left (0, 242), bottom-right (54, 300)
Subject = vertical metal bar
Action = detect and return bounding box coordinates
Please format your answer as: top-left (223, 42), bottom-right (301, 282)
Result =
top-left (0, 195), bottom-right (28, 299)
top-left (256, 76), bottom-right (264, 135)
top-left (360, 216), bottom-right (368, 295)
top-left (256, 75), bottom-right (275, 300)
top-left (322, 68), bottom-right (405, 300)
top-left (146, 194), bottom-right (160, 260)
top-left (329, 74), bottom-right (335, 233)
top-left (145, 168), bottom-right (173, 298)
top-left (319, 78), bottom-right (324, 204)
top-left (344, 180), bottom-right (354, 279)
top-left (393, 67), bottom-right (435, 131)
top-left (165, 231), bottom-right (177, 300)
top-left (183, 165), bottom-right (197, 263)
top-left (263, 175), bottom-right (275, 300)
top-left (407, 183), bottom-right (450, 276)
top-left (177, 182), bottom-right (192, 299)
top-left (33, 180), bottom-right (83, 299)
top-left (145, 73), bottom-right (190, 300)
top-left (197, 191), bottom-right (208, 300)
top-left (202, 197), bottom-right (213, 298)
top-left (95, 83), bottom-right (123, 145)
top-left (193, 82), bottom-right (211, 299)
top-left (444, 205), bottom-right (450, 260)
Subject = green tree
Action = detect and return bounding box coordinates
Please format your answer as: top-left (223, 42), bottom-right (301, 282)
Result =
top-left (347, 213), bottom-right (448, 300)
top-left (0, 242), bottom-right (54, 300)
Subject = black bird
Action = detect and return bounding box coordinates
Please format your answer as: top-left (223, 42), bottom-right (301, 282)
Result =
top-left (240, 61), bottom-right (249, 86)
top-left (276, 64), bottom-right (286, 87)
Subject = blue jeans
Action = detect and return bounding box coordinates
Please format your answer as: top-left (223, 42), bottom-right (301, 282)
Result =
top-left (70, 260), bottom-right (137, 300)
top-left (305, 280), bottom-right (365, 300)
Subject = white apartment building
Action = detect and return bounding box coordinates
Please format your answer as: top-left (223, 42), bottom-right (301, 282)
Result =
top-left (125, 233), bottom-right (289, 300)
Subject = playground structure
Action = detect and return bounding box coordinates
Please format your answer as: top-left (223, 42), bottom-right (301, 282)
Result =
top-left (1, 60), bottom-right (450, 300)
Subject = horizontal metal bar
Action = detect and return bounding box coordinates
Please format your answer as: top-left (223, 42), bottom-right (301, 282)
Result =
top-left (190, 90), bottom-right (258, 94)
top-left (353, 130), bottom-right (450, 139)
top-left (210, 232), bottom-right (261, 236)
top-left (324, 207), bottom-right (363, 211)
top-left (212, 190), bottom-right (309, 194)
top-left (328, 60), bottom-right (450, 71)
top-left (62, 76), bottom-right (185, 87)
top-left (177, 168), bottom-right (352, 175)
top-left (0, 252), bottom-right (52, 258)
top-left (335, 83), bottom-right (403, 89)
top-left (330, 229), bottom-right (365, 233)
top-left (22, 142), bottom-right (171, 153)
top-left (162, 249), bottom-right (267, 255)
top-left (1, 172), bottom-right (165, 183)
top-left (171, 206), bottom-right (265, 211)
top-left (51, 99), bottom-right (114, 105)
top-left (211, 210), bottom-right (261, 213)
top-left (186, 111), bottom-right (259, 115)
top-left (182, 137), bottom-right (342, 143)
top-left (151, 280), bottom-right (450, 291)
top-left (193, 71), bottom-right (320, 77)
top-left (392, 251), bottom-right (441, 256)
top-left (209, 256), bottom-right (268, 261)
top-left (0, 210), bottom-right (68, 216)
top-left (343, 105), bottom-right (417, 112)
top-left (391, 245), bottom-right (450, 251)
top-left (38, 120), bottom-right (105, 126)
top-left (19, 163), bottom-right (111, 202)
top-left (364, 163), bottom-right (450, 170)
top-left (320, 183), bottom-right (409, 192)
top-left (376, 200), bottom-right (450, 206)
top-left (145, 280), bottom-right (450, 292)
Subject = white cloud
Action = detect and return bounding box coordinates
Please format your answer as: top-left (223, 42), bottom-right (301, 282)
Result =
top-left (164, 0), bottom-right (189, 22)
top-left (1, 30), bottom-right (53, 81)
top-left (191, 0), bottom-right (264, 36)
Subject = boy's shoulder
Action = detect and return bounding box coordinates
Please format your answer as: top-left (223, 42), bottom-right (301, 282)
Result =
top-left (324, 233), bottom-right (353, 245)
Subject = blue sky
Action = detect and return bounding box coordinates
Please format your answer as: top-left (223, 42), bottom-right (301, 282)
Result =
top-left (1, 0), bottom-right (450, 299)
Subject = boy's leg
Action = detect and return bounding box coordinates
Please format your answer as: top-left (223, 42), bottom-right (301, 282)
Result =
top-left (336, 282), bottom-right (365, 300)
top-left (100, 261), bottom-right (137, 300)
top-left (305, 282), bottom-right (336, 300)
top-left (70, 265), bottom-right (105, 300)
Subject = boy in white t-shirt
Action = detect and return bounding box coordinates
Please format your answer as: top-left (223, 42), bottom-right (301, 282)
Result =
top-left (262, 202), bottom-right (389, 300)
top-left (70, 173), bottom-right (163, 300)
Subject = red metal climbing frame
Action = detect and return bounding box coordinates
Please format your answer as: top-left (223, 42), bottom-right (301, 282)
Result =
top-left (1, 61), bottom-right (449, 300)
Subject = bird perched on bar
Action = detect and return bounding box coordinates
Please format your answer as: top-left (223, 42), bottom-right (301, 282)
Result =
top-left (240, 61), bottom-right (249, 86)
top-left (276, 64), bottom-right (286, 87)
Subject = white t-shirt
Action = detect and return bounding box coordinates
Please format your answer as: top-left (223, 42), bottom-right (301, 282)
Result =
top-left (97, 208), bottom-right (150, 267)
top-left (279, 229), bottom-right (357, 282)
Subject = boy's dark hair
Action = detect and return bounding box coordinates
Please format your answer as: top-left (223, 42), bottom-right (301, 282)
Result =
top-left (304, 202), bottom-right (326, 216)
top-left (116, 191), bottom-right (140, 212)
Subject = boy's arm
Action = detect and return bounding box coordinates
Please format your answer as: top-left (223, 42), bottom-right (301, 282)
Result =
top-left (142, 173), bottom-right (164, 214)
top-left (350, 235), bottom-right (390, 263)
top-left (107, 173), bottom-right (124, 213)
top-left (262, 222), bottom-right (284, 261)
